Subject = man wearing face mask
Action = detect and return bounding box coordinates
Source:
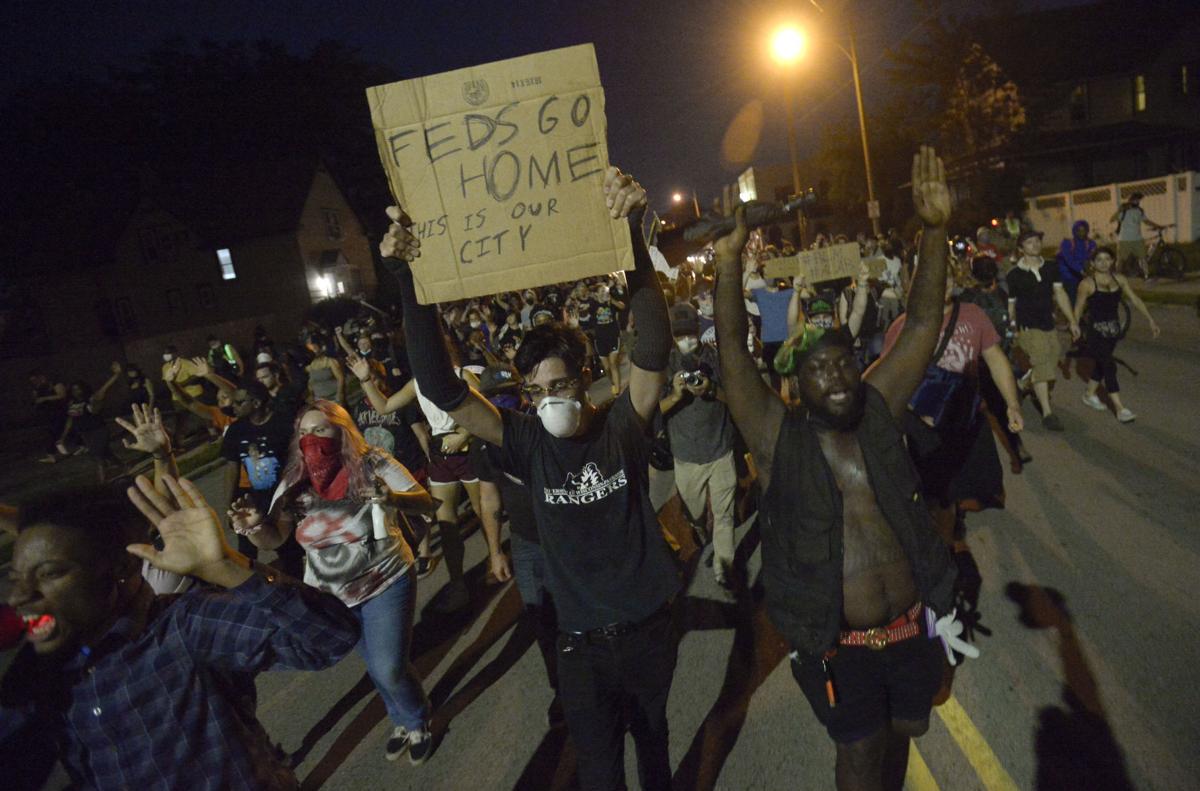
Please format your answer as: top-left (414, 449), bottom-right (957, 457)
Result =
top-left (379, 165), bottom-right (680, 791)
top-left (660, 303), bottom-right (738, 589)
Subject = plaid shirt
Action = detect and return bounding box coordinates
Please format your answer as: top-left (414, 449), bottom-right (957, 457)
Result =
top-left (1, 570), bottom-right (359, 790)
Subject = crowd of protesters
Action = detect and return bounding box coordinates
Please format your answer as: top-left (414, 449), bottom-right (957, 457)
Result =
top-left (2, 145), bottom-right (1168, 791)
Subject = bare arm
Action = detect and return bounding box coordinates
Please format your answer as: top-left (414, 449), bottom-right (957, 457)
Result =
top-left (864, 147), bottom-right (952, 420)
top-left (92, 363), bottom-right (123, 406)
top-left (714, 205), bottom-right (786, 486)
top-left (330, 358), bottom-right (346, 405)
top-left (1116, 274), bottom-right (1160, 336)
top-left (786, 288), bottom-right (802, 335)
top-left (1052, 284), bottom-right (1081, 340)
top-left (1072, 277), bottom-right (1096, 324)
top-left (845, 263), bottom-right (871, 338)
top-left (981, 345), bottom-right (1024, 433)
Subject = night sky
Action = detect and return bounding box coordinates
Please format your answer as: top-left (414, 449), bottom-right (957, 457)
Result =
top-left (5, 0), bottom-right (1089, 214)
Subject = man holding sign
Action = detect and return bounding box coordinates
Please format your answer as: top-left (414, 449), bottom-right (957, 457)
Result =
top-left (380, 164), bottom-right (679, 790)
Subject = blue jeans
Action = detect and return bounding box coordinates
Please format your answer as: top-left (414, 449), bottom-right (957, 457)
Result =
top-left (353, 568), bottom-right (430, 730)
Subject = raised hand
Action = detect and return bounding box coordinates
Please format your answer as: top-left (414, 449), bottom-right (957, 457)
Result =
top-left (110, 361), bottom-right (123, 375)
top-left (381, 206), bottom-right (420, 262)
top-left (163, 358), bottom-right (182, 382)
top-left (115, 403), bottom-right (171, 457)
top-left (713, 203), bottom-right (749, 266)
top-left (126, 475), bottom-right (228, 576)
top-left (912, 145), bottom-right (951, 227)
top-left (346, 352), bottom-right (371, 382)
top-left (190, 356), bottom-right (212, 377)
top-left (603, 166), bottom-right (647, 220)
top-left (227, 494), bottom-right (264, 535)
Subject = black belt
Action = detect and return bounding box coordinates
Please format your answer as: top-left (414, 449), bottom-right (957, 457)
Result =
top-left (561, 602), bottom-right (671, 646)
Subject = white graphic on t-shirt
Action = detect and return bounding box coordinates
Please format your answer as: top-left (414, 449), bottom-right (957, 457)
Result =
top-left (544, 462), bottom-right (628, 505)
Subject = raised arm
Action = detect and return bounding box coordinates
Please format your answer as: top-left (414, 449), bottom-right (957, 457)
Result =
top-left (863, 147), bottom-right (952, 419)
top-left (91, 361), bottom-right (123, 407)
top-left (714, 205), bottom-right (786, 476)
top-left (382, 206), bottom-right (503, 447)
top-left (191, 357), bottom-right (237, 401)
top-left (349, 353), bottom-right (417, 415)
top-left (605, 166), bottom-right (668, 424)
top-left (845, 262), bottom-right (871, 338)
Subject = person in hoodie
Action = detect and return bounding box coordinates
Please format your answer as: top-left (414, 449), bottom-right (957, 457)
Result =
top-left (1055, 220), bottom-right (1096, 304)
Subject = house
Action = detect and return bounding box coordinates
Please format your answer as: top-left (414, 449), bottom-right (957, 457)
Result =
top-left (0, 158), bottom-right (376, 426)
top-left (980, 0), bottom-right (1200, 194)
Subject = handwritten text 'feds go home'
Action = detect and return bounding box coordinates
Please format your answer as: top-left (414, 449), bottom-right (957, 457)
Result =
top-left (386, 93), bottom-right (603, 266)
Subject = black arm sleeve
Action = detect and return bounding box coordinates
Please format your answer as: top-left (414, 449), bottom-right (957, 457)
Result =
top-left (626, 212), bottom-right (672, 372)
top-left (393, 263), bottom-right (469, 411)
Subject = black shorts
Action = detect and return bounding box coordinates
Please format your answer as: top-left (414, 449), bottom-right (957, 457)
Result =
top-left (594, 330), bottom-right (621, 356)
top-left (791, 633), bottom-right (943, 744)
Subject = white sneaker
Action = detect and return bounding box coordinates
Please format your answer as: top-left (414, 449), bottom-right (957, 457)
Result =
top-left (1117, 408), bottom-right (1136, 423)
top-left (385, 726), bottom-right (411, 761)
top-left (1081, 393), bottom-right (1107, 411)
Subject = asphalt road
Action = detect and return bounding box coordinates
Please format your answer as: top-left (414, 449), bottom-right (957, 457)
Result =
top-left (15, 301), bottom-right (1200, 790)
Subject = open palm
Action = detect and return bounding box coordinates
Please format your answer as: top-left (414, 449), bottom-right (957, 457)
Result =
top-left (115, 403), bottom-right (170, 456)
top-left (126, 475), bottom-right (229, 575)
top-left (912, 146), bottom-right (951, 227)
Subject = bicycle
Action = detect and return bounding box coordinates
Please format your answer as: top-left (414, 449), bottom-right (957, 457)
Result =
top-left (1144, 224), bottom-right (1186, 281)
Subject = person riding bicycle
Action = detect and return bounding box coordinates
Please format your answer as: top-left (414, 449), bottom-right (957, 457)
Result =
top-left (1110, 193), bottom-right (1166, 280)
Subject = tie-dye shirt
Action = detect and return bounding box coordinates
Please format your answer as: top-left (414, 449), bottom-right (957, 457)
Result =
top-left (270, 452), bottom-right (419, 608)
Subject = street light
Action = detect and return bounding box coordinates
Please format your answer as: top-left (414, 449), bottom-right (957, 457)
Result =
top-left (672, 192), bottom-right (684, 204)
top-left (788, 2), bottom-right (882, 235)
top-left (770, 26), bottom-right (806, 65)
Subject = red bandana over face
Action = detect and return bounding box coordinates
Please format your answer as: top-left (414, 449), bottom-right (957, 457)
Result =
top-left (299, 434), bottom-right (348, 500)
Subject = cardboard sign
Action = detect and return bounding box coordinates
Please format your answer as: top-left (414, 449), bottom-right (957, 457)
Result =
top-left (367, 44), bottom-right (633, 304)
top-left (762, 243), bottom-right (882, 283)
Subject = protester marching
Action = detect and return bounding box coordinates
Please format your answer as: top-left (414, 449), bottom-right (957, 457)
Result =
top-left (2, 23), bottom-right (1194, 791)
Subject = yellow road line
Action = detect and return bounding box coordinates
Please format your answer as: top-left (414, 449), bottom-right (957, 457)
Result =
top-left (906, 742), bottom-right (940, 791)
top-left (936, 695), bottom-right (1019, 791)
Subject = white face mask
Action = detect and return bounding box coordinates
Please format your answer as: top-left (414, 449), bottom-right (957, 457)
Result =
top-left (676, 336), bottom-right (699, 355)
top-left (537, 396), bottom-right (582, 438)
top-left (162, 353), bottom-right (174, 362)
top-left (469, 320), bottom-right (482, 329)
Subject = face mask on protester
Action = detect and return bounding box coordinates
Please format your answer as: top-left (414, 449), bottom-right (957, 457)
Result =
top-left (162, 353), bottom-right (174, 362)
top-left (676, 336), bottom-right (700, 355)
top-left (537, 396), bottom-right (582, 438)
top-left (299, 434), bottom-right (345, 499)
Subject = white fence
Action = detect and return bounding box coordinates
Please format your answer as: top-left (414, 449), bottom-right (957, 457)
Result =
top-left (1025, 172), bottom-right (1200, 245)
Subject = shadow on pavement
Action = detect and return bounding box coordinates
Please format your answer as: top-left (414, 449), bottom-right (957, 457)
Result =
top-left (299, 551), bottom-right (516, 788)
top-left (1005, 582), bottom-right (1135, 791)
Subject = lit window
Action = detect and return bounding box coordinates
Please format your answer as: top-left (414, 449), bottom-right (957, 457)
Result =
top-left (322, 209), bottom-right (342, 240)
top-left (1182, 65), bottom-right (1190, 95)
top-left (216, 248), bottom-right (236, 280)
top-left (336, 281), bottom-right (345, 294)
top-left (1134, 75), bottom-right (1147, 112)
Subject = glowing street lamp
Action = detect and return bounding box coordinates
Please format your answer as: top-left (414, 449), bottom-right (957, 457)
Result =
top-left (770, 26), bottom-right (806, 65)
top-left (672, 192), bottom-right (684, 204)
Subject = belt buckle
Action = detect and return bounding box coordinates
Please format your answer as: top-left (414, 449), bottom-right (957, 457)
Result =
top-left (864, 627), bottom-right (889, 651)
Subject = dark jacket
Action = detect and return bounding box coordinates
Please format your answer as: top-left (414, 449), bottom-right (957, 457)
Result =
top-left (759, 384), bottom-right (956, 656)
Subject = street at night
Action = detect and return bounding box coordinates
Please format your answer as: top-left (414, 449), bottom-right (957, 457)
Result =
top-left (3, 2), bottom-right (1200, 790)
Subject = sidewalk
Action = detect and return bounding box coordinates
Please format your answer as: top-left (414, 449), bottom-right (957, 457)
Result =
top-left (1130, 271), bottom-right (1200, 305)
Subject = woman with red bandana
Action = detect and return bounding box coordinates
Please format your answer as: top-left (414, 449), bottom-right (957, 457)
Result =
top-left (227, 399), bottom-right (437, 764)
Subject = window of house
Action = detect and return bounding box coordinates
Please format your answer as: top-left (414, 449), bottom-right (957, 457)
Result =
top-left (1134, 74), bottom-right (1147, 112)
top-left (322, 209), bottom-right (343, 240)
top-left (216, 248), bottom-right (236, 280)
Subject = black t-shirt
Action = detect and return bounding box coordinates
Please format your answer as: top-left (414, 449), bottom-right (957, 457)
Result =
top-left (220, 410), bottom-right (295, 496)
top-left (590, 299), bottom-right (621, 342)
top-left (471, 440), bottom-right (538, 543)
top-left (270, 381), bottom-right (307, 420)
top-left (500, 391), bottom-right (681, 631)
top-left (354, 400), bottom-right (426, 475)
top-left (610, 283), bottom-right (630, 326)
top-left (1006, 259), bottom-right (1061, 331)
top-left (495, 322), bottom-right (524, 350)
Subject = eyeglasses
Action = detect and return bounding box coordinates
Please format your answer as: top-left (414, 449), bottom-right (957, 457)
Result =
top-left (520, 379), bottom-right (580, 400)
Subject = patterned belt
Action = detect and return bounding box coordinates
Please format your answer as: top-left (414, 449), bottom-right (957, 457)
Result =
top-left (839, 603), bottom-right (924, 651)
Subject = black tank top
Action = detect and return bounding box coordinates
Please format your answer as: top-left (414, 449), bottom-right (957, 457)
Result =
top-left (1088, 277), bottom-right (1121, 323)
